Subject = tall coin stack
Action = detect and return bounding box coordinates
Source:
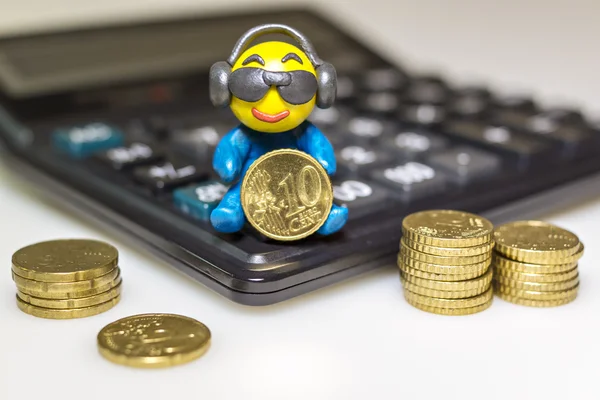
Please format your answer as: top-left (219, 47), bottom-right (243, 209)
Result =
top-left (11, 239), bottom-right (122, 319)
top-left (399, 210), bottom-right (495, 316)
top-left (492, 221), bottom-right (583, 307)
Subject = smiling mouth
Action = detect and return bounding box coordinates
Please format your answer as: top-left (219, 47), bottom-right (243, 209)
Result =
top-left (251, 108), bottom-right (290, 123)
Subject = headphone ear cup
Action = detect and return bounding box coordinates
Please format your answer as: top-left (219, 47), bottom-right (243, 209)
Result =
top-left (315, 62), bottom-right (337, 109)
top-left (209, 61), bottom-right (232, 108)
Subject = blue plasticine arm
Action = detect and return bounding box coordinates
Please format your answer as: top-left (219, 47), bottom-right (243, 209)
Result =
top-left (212, 125), bottom-right (251, 183)
top-left (297, 121), bottom-right (336, 175)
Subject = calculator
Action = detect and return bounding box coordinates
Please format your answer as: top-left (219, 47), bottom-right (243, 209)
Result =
top-left (1, 9), bottom-right (600, 305)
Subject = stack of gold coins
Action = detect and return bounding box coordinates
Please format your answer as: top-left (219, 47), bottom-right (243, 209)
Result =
top-left (493, 221), bottom-right (583, 307)
top-left (11, 239), bottom-right (122, 319)
top-left (399, 210), bottom-right (495, 315)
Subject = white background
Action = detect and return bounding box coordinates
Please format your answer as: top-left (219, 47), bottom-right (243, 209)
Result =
top-left (1, 1), bottom-right (599, 399)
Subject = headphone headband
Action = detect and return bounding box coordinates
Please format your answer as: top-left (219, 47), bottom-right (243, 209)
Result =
top-left (227, 23), bottom-right (324, 67)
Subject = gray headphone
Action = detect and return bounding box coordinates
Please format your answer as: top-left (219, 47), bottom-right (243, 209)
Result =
top-left (209, 23), bottom-right (337, 109)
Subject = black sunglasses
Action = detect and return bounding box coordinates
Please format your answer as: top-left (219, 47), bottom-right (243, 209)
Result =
top-left (229, 67), bottom-right (318, 105)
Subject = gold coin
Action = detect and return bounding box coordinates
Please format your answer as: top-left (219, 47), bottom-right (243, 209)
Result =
top-left (17, 275), bottom-right (122, 299)
top-left (12, 267), bottom-right (119, 294)
top-left (405, 295), bottom-right (493, 315)
top-left (241, 149), bottom-right (333, 241)
top-left (398, 252), bottom-right (491, 275)
top-left (402, 210), bottom-right (493, 248)
top-left (401, 239), bottom-right (490, 265)
top-left (493, 221), bottom-right (580, 263)
top-left (493, 281), bottom-right (579, 300)
top-left (401, 266), bottom-right (493, 291)
top-left (495, 291), bottom-right (577, 307)
top-left (493, 265), bottom-right (578, 283)
top-left (97, 314), bottom-right (211, 368)
top-left (401, 236), bottom-right (494, 257)
top-left (493, 251), bottom-right (581, 274)
top-left (16, 294), bottom-right (120, 319)
top-left (399, 261), bottom-right (486, 281)
top-left (404, 286), bottom-right (493, 309)
top-left (17, 281), bottom-right (122, 309)
top-left (494, 274), bottom-right (579, 292)
top-left (401, 277), bottom-right (490, 299)
top-left (11, 239), bottom-right (118, 282)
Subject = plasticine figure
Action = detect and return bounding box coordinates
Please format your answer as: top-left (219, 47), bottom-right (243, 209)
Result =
top-left (208, 24), bottom-right (348, 235)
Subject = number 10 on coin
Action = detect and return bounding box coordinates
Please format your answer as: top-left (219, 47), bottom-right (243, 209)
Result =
top-left (241, 149), bottom-right (334, 241)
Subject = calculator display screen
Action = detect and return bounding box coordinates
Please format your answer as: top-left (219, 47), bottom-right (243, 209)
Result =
top-left (0, 12), bottom-right (369, 98)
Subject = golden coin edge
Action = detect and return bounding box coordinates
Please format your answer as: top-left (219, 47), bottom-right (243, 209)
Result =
top-left (400, 267), bottom-right (493, 291)
top-left (16, 281), bottom-right (122, 309)
top-left (401, 236), bottom-right (494, 256)
top-left (16, 294), bottom-right (120, 319)
top-left (405, 295), bottom-right (493, 315)
top-left (12, 267), bottom-right (120, 293)
top-left (403, 285), bottom-right (493, 309)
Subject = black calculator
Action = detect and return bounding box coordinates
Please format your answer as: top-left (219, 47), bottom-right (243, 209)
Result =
top-left (1, 9), bottom-right (599, 305)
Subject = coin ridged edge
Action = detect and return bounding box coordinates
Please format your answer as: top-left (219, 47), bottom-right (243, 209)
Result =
top-left (12, 267), bottom-right (120, 293)
top-left (493, 264), bottom-right (578, 283)
top-left (17, 276), bottom-right (123, 299)
top-left (17, 280), bottom-right (122, 309)
top-left (399, 261), bottom-right (487, 281)
top-left (493, 281), bottom-right (579, 300)
top-left (398, 252), bottom-right (491, 275)
top-left (240, 149), bottom-right (333, 242)
top-left (401, 277), bottom-right (490, 299)
top-left (16, 294), bottom-right (120, 319)
top-left (401, 237), bottom-right (494, 257)
top-left (401, 267), bottom-right (493, 291)
top-left (495, 291), bottom-right (577, 307)
top-left (493, 249), bottom-right (582, 273)
top-left (404, 286), bottom-right (493, 308)
top-left (97, 314), bottom-right (211, 368)
top-left (401, 239), bottom-right (491, 265)
top-left (405, 295), bottom-right (493, 315)
top-left (494, 274), bottom-right (579, 292)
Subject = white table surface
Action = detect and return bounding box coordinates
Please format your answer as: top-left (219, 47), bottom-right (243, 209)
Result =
top-left (1, 1), bottom-right (599, 399)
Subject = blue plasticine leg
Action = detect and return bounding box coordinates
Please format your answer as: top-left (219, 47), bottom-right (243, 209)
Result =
top-left (210, 182), bottom-right (246, 233)
top-left (317, 204), bottom-right (348, 235)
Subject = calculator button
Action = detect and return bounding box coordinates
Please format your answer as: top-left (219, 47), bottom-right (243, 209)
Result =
top-left (385, 129), bottom-right (449, 159)
top-left (335, 76), bottom-right (357, 101)
top-left (371, 161), bottom-right (447, 202)
top-left (449, 87), bottom-right (491, 118)
top-left (444, 120), bottom-right (554, 168)
top-left (133, 160), bottom-right (205, 191)
top-left (173, 181), bottom-right (229, 221)
top-left (427, 146), bottom-right (502, 185)
top-left (406, 77), bottom-right (449, 105)
top-left (357, 92), bottom-right (400, 114)
top-left (398, 103), bottom-right (447, 125)
top-left (336, 145), bottom-right (392, 176)
top-left (332, 179), bottom-right (390, 219)
top-left (96, 142), bottom-right (162, 170)
top-left (309, 106), bottom-right (347, 128)
top-left (343, 116), bottom-right (394, 145)
top-left (53, 123), bottom-right (124, 158)
top-left (171, 125), bottom-right (223, 161)
top-left (361, 68), bottom-right (408, 92)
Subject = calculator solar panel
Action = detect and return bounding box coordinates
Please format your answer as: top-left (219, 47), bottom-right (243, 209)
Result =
top-left (1, 9), bottom-right (600, 305)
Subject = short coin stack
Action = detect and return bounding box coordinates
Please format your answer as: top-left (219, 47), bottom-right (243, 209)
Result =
top-left (493, 221), bottom-right (583, 307)
top-left (399, 210), bottom-right (495, 315)
top-left (11, 239), bottom-right (122, 319)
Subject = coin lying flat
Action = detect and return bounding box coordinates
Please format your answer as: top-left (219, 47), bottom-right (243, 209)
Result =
top-left (493, 250), bottom-right (582, 274)
top-left (493, 281), bottom-right (579, 301)
top-left (405, 295), bottom-right (493, 315)
top-left (11, 239), bottom-right (118, 282)
top-left (402, 210), bottom-right (494, 248)
top-left (402, 236), bottom-right (494, 257)
top-left (401, 239), bottom-right (490, 265)
top-left (493, 265), bottom-right (579, 283)
top-left (16, 295), bottom-right (120, 319)
top-left (401, 266), bottom-right (493, 291)
top-left (399, 262), bottom-right (486, 282)
top-left (241, 149), bottom-right (333, 241)
top-left (97, 314), bottom-right (211, 368)
top-left (493, 221), bottom-right (581, 263)
top-left (17, 276), bottom-right (122, 299)
top-left (401, 277), bottom-right (489, 299)
top-left (398, 253), bottom-right (491, 275)
top-left (495, 291), bottom-right (577, 307)
top-left (17, 281), bottom-right (122, 309)
top-left (494, 274), bottom-right (579, 292)
top-left (404, 286), bottom-right (493, 309)
top-left (12, 267), bottom-right (119, 293)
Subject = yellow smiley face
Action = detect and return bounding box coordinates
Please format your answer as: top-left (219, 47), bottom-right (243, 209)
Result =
top-left (229, 41), bottom-right (317, 133)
